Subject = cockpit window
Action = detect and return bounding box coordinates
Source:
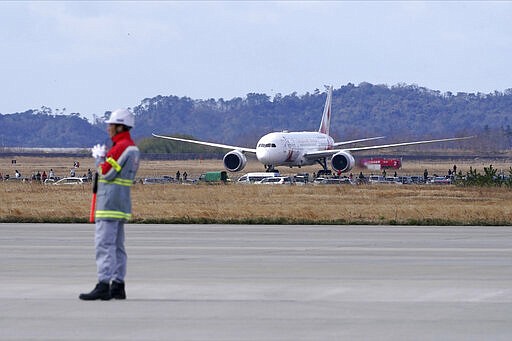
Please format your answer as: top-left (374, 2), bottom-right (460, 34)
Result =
top-left (258, 143), bottom-right (277, 148)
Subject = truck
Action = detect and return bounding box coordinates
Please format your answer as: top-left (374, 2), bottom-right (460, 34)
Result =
top-left (359, 157), bottom-right (401, 170)
top-left (198, 171), bottom-right (229, 183)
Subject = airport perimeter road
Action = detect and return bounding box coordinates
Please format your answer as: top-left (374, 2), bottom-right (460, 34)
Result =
top-left (1, 224), bottom-right (511, 341)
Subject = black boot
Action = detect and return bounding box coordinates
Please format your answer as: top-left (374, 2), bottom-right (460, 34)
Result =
top-left (110, 280), bottom-right (126, 300)
top-left (79, 282), bottom-right (111, 301)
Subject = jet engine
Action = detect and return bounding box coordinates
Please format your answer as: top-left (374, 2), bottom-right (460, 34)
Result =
top-left (331, 151), bottom-right (356, 173)
top-left (223, 150), bottom-right (247, 172)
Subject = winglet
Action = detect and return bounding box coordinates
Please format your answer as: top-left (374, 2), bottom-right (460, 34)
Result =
top-left (318, 85), bottom-right (333, 135)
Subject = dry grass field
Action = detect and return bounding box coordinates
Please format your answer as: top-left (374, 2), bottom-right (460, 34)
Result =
top-left (1, 155), bottom-right (511, 225)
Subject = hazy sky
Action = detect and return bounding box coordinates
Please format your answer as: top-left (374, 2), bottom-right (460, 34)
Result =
top-left (1, 1), bottom-right (511, 120)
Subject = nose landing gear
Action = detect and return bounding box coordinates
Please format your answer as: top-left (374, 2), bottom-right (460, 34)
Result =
top-left (265, 165), bottom-right (279, 173)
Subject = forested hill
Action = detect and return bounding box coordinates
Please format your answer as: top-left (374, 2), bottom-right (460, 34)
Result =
top-left (1, 83), bottom-right (512, 149)
top-left (0, 108), bottom-right (104, 148)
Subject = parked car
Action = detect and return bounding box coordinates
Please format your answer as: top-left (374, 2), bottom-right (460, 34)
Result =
top-left (293, 173), bottom-right (310, 185)
top-left (256, 176), bottom-right (293, 185)
top-left (384, 176), bottom-right (403, 184)
top-left (237, 172), bottom-right (280, 184)
top-left (396, 176), bottom-right (413, 184)
top-left (142, 176), bottom-right (174, 184)
top-left (313, 177), bottom-right (353, 185)
top-left (409, 176), bottom-right (425, 184)
top-left (429, 176), bottom-right (452, 185)
top-left (368, 175), bottom-right (402, 185)
top-left (53, 177), bottom-right (85, 185)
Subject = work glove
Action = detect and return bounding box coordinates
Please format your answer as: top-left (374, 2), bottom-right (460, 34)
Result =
top-left (91, 144), bottom-right (107, 159)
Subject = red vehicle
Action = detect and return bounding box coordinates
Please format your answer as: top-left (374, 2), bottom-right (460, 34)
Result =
top-left (359, 158), bottom-right (401, 169)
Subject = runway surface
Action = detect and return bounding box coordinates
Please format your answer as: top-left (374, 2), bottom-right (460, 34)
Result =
top-left (1, 223), bottom-right (511, 340)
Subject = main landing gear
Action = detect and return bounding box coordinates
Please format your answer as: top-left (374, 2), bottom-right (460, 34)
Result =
top-left (315, 158), bottom-right (332, 177)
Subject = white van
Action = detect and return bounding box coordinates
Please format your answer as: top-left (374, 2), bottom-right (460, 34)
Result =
top-left (237, 172), bottom-right (280, 183)
top-left (256, 176), bottom-right (294, 185)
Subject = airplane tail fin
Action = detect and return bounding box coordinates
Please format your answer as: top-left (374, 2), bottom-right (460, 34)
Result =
top-left (318, 85), bottom-right (333, 135)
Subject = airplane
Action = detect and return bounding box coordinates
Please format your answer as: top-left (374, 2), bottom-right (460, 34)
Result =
top-left (153, 86), bottom-right (471, 174)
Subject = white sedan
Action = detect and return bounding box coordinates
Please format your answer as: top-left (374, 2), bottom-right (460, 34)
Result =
top-left (53, 177), bottom-right (86, 185)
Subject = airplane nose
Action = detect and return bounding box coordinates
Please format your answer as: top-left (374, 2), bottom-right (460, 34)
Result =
top-left (256, 148), bottom-right (270, 163)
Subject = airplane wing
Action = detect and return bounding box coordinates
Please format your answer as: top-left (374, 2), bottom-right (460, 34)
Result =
top-left (304, 136), bottom-right (472, 160)
top-left (333, 136), bottom-right (385, 148)
top-left (152, 133), bottom-right (257, 154)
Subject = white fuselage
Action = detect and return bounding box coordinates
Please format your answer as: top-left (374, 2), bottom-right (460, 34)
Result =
top-left (255, 131), bottom-right (334, 167)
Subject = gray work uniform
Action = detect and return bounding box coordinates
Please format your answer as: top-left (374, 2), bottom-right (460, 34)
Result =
top-left (94, 131), bottom-right (139, 283)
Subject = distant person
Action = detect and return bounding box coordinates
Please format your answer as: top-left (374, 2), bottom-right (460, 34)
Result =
top-left (424, 169), bottom-right (428, 182)
top-left (15, 170), bottom-right (21, 178)
top-left (176, 170), bottom-right (181, 182)
top-left (49, 169), bottom-right (55, 179)
top-left (70, 168), bottom-right (76, 177)
top-left (453, 165), bottom-right (457, 174)
top-left (79, 108), bottom-right (140, 301)
top-left (183, 171), bottom-right (188, 181)
top-left (42, 171), bottom-right (47, 182)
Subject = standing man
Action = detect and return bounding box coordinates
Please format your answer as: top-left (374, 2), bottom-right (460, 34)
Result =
top-left (79, 108), bottom-right (140, 301)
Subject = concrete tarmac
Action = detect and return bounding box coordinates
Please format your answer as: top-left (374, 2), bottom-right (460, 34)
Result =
top-left (0, 224), bottom-right (511, 340)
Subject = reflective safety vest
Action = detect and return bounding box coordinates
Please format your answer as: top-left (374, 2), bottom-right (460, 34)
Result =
top-left (96, 131), bottom-right (140, 221)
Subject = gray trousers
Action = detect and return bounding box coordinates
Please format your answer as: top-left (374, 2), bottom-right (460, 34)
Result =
top-left (95, 220), bottom-right (127, 283)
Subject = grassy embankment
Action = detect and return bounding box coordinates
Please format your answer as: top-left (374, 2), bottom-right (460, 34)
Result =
top-left (1, 156), bottom-right (511, 225)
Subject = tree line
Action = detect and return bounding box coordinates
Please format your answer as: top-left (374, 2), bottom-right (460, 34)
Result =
top-left (1, 83), bottom-right (511, 151)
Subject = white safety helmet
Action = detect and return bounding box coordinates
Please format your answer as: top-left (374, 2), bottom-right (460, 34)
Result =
top-left (105, 108), bottom-right (135, 128)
